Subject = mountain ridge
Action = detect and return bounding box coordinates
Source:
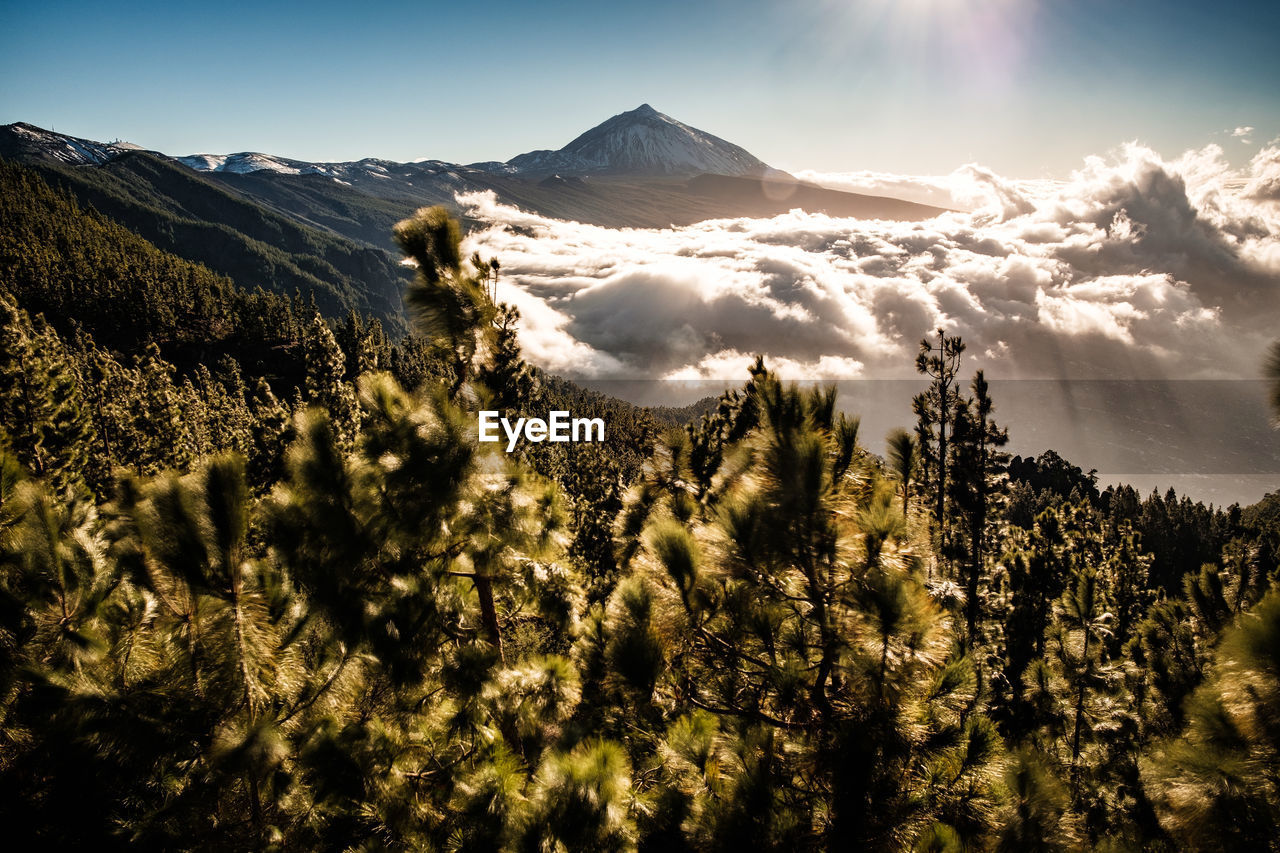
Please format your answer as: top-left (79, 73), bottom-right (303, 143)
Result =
top-left (169, 104), bottom-right (775, 181)
top-left (1, 114), bottom-right (948, 241)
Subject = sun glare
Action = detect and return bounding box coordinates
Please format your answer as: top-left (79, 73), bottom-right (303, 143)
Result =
top-left (808, 0), bottom-right (1036, 95)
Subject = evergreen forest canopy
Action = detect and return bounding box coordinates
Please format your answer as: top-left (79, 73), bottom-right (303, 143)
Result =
top-left (3, 156), bottom-right (1280, 851)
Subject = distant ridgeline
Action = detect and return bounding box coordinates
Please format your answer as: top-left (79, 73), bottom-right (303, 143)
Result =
top-left (0, 112), bottom-right (946, 245)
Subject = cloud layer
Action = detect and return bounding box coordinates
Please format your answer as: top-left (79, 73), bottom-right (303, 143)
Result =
top-left (460, 140), bottom-right (1280, 384)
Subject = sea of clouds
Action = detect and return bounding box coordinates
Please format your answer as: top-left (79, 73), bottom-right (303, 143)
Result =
top-left (459, 139), bottom-right (1280, 387)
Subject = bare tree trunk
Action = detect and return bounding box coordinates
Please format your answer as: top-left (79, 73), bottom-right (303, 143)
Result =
top-left (1070, 627), bottom-right (1090, 795)
top-left (474, 573), bottom-right (504, 663)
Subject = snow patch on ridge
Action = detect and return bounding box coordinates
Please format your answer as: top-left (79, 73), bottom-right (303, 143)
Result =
top-left (10, 123), bottom-right (130, 166)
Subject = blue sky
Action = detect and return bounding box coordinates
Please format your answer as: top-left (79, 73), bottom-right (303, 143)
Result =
top-left (2, 0), bottom-right (1277, 176)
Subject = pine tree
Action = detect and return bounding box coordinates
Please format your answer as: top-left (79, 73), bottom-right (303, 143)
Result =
top-left (1103, 521), bottom-right (1153, 655)
top-left (1054, 561), bottom-right (1113, 795)
top-left (996, 749), bottom-right (1077, 852)
top-left (998, 507), bottom-right (1070, 737)
top-left (1131, 597), bottom-right (1206, 733)
top-left (247, 377), bottom-right (291, 489)
top-left (302, 313), bottom-right (359, 447)
top-left (393, 207), bottom-right (497, 400)
top-left (950, 370), bottom-right (1009, 642)
top-left (0, 296), bottom-right (95, 492)
top-left (914, 329), bottom-right (966, 578)
top-left (475, 303), bottom-right (538, 412)
top-left (885, 427), bottom-right (917, 516)
top-left (132, 342), bottom-right (191, 475)
top-left (111, 454), bottom-right (306, 845)
top-left (517, 740), bottom-right (637, 851)
top-left (1146, 585), bottom-right (1280, 851)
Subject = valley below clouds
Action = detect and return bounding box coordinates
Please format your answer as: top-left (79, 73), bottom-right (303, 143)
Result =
top-left (460, 139), bottom-right (1280, 503)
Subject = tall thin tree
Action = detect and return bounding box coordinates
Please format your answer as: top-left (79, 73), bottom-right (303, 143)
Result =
top-left (914, 328), bottom-right (965, 577)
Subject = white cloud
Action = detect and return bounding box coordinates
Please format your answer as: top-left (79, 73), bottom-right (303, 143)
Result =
top-left (791, 166), bottom-right (1062, 214)
top-left (458, 141), bottom-right (1280, 385)
top-left (1243, 141), bottom-right (1280, 204)
top-left (1232, 125), bottom-right (1255, 142)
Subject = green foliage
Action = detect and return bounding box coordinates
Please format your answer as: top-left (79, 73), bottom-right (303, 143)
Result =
top-left (303, 312), bottom-right (360, 447)
top-left (394, 206), bottom-right (496, 398)
top-left (1146, 586), bottom-right (1280, 851)
top-left (997, 749), bottom-right (1076, 852)
top-left (616, 366), bottom-right (1006, 850)
top-left (519, 740), bottom-right (637, 852)
top-left (886, 426), bottom-right (917, 514)
top-left (602, 576), bottom-right (666, 700)
top-left (0, 296), bottom-right (94, 492)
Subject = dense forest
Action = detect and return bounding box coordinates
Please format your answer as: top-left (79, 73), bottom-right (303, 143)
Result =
top-left (2, 156), bottom-right (1280, 851)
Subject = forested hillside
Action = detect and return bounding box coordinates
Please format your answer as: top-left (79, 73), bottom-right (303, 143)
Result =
top-left (2, 184), bottom-right (1279, 851)
top-left (0, 144), bottom-right (410, 326)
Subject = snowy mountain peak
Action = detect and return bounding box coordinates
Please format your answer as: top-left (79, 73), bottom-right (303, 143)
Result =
top-left (502, 105), bottom-right (774, 179)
